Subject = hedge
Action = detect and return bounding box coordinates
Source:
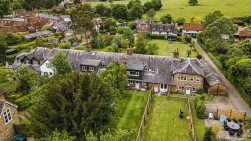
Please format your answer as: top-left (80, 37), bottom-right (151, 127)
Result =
top-left (208, 52), bottom-right (222, 69)
top-left (146, 33), bottom-right (166, 39)
top-left (8, 41), bottom-right (35, 52)
top-left (15, 83), bottom-right (48, 111)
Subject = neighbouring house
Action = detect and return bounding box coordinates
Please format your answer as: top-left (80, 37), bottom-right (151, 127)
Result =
top-left (0, 100), bottom-right (19, 141)
top-left (52, 21), bottom-right (69, 32)
top-left (239, 27), bottom-right (251, 40)
top-left (233, 19), bottom-right (244, 26)
top-left (93, 18), bottom-right (103, 31)
top-left (0, 87), bottom-right (6, 100)
top-left (135, 20), bottom-right (153, 33)
top-left (12, 46), bottom-right (226, 95)
top-left (182, 23), bottom-right (205, 37)
top-left (24, 30), bottom-right (52, 40)
top-left (149, 23), bottom-right (180, 40)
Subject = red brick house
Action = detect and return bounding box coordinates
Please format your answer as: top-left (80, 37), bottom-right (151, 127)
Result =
top-left (0, 100), bottom-right (19, 141)
top-left (182, 23), bottom-right (205, 37)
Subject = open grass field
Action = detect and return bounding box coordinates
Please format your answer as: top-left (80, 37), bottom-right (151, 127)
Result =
top-left (110, 90), bottom-right (148, 138)
top-left (88, 0), bottom-right (251, 21)
top-left (143, 95), bottom-right (192, 141)
top-left (147, 39), bottom-right (197, 58)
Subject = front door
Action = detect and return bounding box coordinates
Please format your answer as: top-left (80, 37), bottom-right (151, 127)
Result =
top-left (186, 86), bottom-right (191, 94)
top-left (135, 81), bottom-right (140, 89)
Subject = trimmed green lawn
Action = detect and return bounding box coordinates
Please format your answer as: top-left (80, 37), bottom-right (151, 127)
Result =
top-left (88, 0), bottom-right (251, 21)
top-left (110, 90), bottom-right (148, 138)
top-left (189, 96), bottom-right (206, 141)
top-left (148, 40), bottom-right (197, 58)
top-left (143, 95), bottom-right (192, 141)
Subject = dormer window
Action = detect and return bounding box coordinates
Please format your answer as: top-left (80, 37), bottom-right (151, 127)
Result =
top-left (33, 60), bottom-right (38, 65)
top-left (82, 66), bottom-right (87, 71)
top-left (196, 78), bottom-right (200, 82)
top-left (89, 67), bottom-right (94, 72)
top-left (25, 60), bottom-right (30, 64)
top-left (3, 108), bottom-right (12, 125)
top-left (128, 71), bottom-right (139, 76)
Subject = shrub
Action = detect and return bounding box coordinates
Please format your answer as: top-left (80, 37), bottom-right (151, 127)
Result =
top-left (19, 118), bottom-right (33, 136)
top-left (208, 52), bottom-right (222, 69)
top-left (216, 46), bottom-right (228, 54)
top-left (59, 42), bottom-right (71, 49)
top-left (195, 99), bottom-right (206, 119)
top-left (74, 46), bottom-right (85, 50)
top-left (146, 33), bottom-right (165, 39)
top-left (203, 127), bottom-right (216, 141)
top-left (15, 83), bottom-right (48, 110)
top-left (182, 34), bottom-right (192, 43)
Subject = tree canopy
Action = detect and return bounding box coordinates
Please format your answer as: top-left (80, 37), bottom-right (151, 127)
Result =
top-left (111, 4), bottom-right (128, 20)
top-left (50, 51), bottom-right (72, 75)
top-left (188, 0), bottom-right (198, 6)
top-left (203, 11), bottom-right (224, 27)
top-left (160, 14), bottom-right (173, 23)
top-left (30, 73), bottom-right (116, 139)
top-left (39, 130), bottom-right (76, 141)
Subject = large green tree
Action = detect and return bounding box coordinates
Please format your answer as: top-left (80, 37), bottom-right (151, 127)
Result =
top-left (100, 61), bottom-right (127, 96)
top-left (203, 11), bottom-right (224, 27)
top-left (200, 17), bottom-right (237, 51)
top-left (111, 4), bottom-right (128, 20)
top-left (50, 51), bottom-right (72, 75)
top-left (122, 28), bottom-right (134, 45)
top-left (30, 73), bottom-right (116, 139)
top-left (160, 14), bottom-right (173, 23)
top-left (134, 34), bottom-right (147, 54)
top-left (128, 0), bottom-right (144, 20)
top-left (188, 0), bottom-right (198, 6)
top-left (70, 3), bottom-right (95, 43)
top-left (0, 0), bottom-right (10, 17)
top-left (15, 66), bottom-right (40, 94)
top-left (151, 0), bottom-right (162, 10)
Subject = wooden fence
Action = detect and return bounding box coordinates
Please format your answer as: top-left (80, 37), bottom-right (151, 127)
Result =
top-left (187, 98), bottom-right (197, 141)
top-left (136, 89), bottom-right (153, 141)
top-left (217, 109), bottom-right (246, 120)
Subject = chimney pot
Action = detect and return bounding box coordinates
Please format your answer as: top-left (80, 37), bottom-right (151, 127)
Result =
top-left (127, 46), bottom-right (133, 55)
top-left (86, 41), bottom-right (91, 52)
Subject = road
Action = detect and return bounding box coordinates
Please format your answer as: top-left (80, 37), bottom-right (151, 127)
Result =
top-left (194, 39), bottom-right (251, 116)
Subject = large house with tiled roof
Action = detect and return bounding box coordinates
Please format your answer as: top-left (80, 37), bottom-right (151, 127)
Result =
top-left (182, 23), bottom-right (205, 37)
top-left (0, 100), bottom-right (19, 141)
top-left (12, 46), bottom-right (227, 95)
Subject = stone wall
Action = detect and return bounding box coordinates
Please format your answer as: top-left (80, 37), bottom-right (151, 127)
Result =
top-left (0, 104), bottom-right (19, 141)
top-left (173, 73), bottom-right (204, 94)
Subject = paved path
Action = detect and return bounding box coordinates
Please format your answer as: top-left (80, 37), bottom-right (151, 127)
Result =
top-left (194, 39), bottom-right (251, 116)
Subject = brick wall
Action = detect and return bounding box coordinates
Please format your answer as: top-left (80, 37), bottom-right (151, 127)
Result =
top-left (173, 73), bottom-right (204, 94)
top-left (0, 104), bottom-right (19, 141)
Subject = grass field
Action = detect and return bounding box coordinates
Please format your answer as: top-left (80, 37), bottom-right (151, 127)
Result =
top-left (88, 0), bottom-right (251, 21)
top-left (147, 39), bottom-right (197, 58)
top-left (110, 90), bottom-right (148, 138)
top-left (143, 95), bottom-right (192, 141)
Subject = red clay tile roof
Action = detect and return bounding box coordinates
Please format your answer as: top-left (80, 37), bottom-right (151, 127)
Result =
top-left (183, 23), bottom-right (204, 31)
top-left (239, 27), bottom-right (251, 37)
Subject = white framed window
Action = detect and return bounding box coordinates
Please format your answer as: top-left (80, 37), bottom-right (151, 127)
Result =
top-left (178, 86), bottom-right (184, 90)
top-left (129, 80), bottom-right (133, 84)
top-left (178, 76), bottom-right (187, 81)
top-left (128, 71), bottom-right (139, 76)
top-left (190, 77), bottom-right (194, 81)
top-left (89, 67), bottom-right (94, 71)
top-left (100, 65), bottom-right (106, 68)
top-left (46, 63), bottom-right (49, 68)
top-left (196, 78), bottom-right (200, 82)
top-left (161, 84), bottom-right (167, 89)
top-left (82, 66), bottom-right (87, 71)
top-left (3, 108), bottom-right (12, 125)
top-left (193, 88), bottom-right (199, 92)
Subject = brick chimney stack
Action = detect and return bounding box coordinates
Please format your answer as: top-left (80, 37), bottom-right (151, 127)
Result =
top-left (127, 45), bottom-right (133, 55)
top-left (86, 41), bottom-right (91, 52)
top-left (172, 48), bottom-right (179, 58)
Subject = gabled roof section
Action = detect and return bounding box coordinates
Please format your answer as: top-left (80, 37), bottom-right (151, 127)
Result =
top-left (173, 59), bottom-right (204, 76)
top-left (81, 59), bottom-right (101, 66)
top-left (239, 27), bottom-right (251, 37)
top-left (0, 100), bottom-right (18, 116)
top-left (183, 23), bottom-right (204, 31)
